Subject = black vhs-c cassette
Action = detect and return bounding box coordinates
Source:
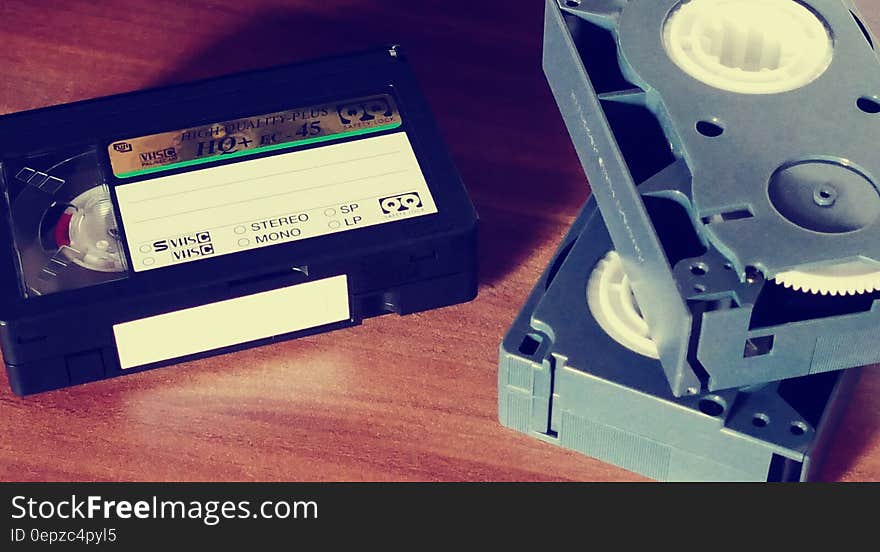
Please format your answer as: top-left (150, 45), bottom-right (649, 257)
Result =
top-left (0, 46), bottom-right (478, 395)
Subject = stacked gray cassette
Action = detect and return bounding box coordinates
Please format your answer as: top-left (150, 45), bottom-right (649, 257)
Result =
top-left (497, 0), bottom-right (877, 480)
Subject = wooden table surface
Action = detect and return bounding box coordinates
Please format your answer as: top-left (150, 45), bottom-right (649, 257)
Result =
top-left (0, 0), bottom-right (877, 482)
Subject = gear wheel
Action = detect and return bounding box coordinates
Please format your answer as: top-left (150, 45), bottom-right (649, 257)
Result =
top-left (586, 251), bottom-right (659, 359)
top-left (773, 260), bottom-right (880, 296)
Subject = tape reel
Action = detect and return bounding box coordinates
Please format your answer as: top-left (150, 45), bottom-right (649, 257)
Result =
top-left (9, 151), bottom-right (127, 296)
top-left (587, 251), bottom-right (659, 359)
top-left (663, 0), bottom-right (834, 94)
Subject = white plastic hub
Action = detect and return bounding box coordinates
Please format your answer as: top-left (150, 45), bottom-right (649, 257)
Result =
top-left (662, 0), bottom-right (834, 94)
top-left (63, 186), bottom-right (126, 272)
top-left (586, 251), bottom-right (660, 359)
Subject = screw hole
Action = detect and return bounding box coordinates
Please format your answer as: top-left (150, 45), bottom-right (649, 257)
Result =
top-left (694, 284), bottom-right (707, 293)
top-left (752, 413), bottom-right (770, 428)
top-left (698, 396), bottom-right (725, 417)
top-left (723, 263), bottom-right (733, 270)
top-left (696, 120), bottom-right (724, 137)
top-left (565, 0), bottom-right (581, 7)
top-left (858, 97), bottom-right (880, 114)
top-left (690, 263), bottom-right (708, 276)
top-left (814, 186), bottom-right (837, 207)
top-left (790, 421), bottom-right (808, 436)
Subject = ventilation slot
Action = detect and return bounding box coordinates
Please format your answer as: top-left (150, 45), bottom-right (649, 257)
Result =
top-left (701, 209), bottom-right (754, 224)
top-left (643, 197), bottom-right (706, 267)
top-left (767, 454), bottom-right (804, 482)
top-left (518, 333), bottom-right (543, 356)
top-left (565, 14), bottom-right (635, 95)
top-left (545, 356), bottom-right (559, 438)
top-left (852, 11), bottom-right (875, 50)
top-left (600, 100), bottom-right (677, 185)
top-left (744, 335), bottom-right (774, 358)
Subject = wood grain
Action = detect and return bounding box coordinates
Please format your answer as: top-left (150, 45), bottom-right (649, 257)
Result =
top-left (0, 0), bottom-right (876, 482)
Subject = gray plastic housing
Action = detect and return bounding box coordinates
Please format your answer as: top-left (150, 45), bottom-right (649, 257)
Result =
top-left (498, 198), bottom-right (860, 481)
top-left (543, 0), bottom-right (880, 396)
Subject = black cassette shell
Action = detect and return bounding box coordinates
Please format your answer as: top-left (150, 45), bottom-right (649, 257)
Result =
top-left (0, 46), bottom-right (478, 395)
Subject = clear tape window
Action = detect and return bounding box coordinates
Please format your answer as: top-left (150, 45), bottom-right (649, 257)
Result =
top-left (2, 149), bottom-right (129, 297)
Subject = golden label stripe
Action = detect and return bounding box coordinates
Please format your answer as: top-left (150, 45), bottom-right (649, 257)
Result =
top-left (108, 94), bottom-right (402, 178)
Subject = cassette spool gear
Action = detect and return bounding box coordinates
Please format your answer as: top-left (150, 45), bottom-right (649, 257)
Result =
top-left (774, 260), bottom-right (880, 296)
top-left (54, 186), bottom-right (126, 273)
top-left (586, 251), bottom-right (659, 359)
top-left (662, 0), bottom-right (834, 94)
top-left (768, 161), bottom-right (880, 296)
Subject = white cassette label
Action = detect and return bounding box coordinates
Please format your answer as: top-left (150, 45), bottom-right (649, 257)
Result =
top-left (113, 132), bottom-right (438, 272)
top-left (113, 274), bottom-right (349, 369)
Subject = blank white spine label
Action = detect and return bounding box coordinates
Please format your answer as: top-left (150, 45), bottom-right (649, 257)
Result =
top-left (113, 275), bottom-right (350, 369)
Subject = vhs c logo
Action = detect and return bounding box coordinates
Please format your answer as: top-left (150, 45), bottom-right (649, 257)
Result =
top-left (140, 147), bottom-right (178, 166)
top-left (337, 98), bottom-right (393, 125)
top-left (151, 231), bottom-right (214, 261)
top-left (380, 192), bottom-right (422, 215)
top-left (113, 142), bottom-right (133, 153)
